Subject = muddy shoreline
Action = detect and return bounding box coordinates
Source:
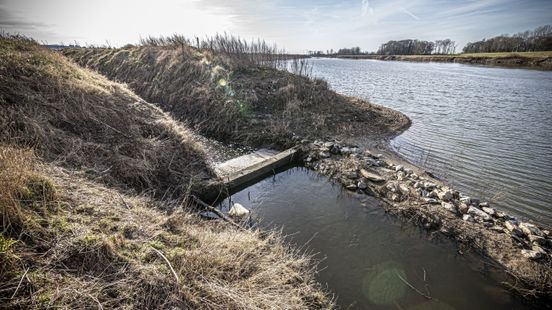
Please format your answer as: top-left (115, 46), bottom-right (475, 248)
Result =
top-left (321, 54), bottom-right (552, 70)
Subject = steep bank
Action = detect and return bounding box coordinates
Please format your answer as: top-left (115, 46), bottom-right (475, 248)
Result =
top-left (0, 35), bottom-right (213, 199)
top-left (62, 44), bottom-right (410, 148)
top-left (331, 52), bottom-right (552, 70)
top-left (0, 36), bottom-right (333, 308)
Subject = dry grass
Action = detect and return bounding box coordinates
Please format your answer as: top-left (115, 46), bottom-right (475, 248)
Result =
top-left (0, 145), bottom-right (333, 309)
top-left (63, 41), bottom-right (410, 149)
top-left (0, 35), bottom-right (333, 308)
top-left (0, 35), bottom-right (214, 200)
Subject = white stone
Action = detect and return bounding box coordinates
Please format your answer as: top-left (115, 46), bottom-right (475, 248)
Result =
top-left (528, 234), bottom-right (546, 246)
top-left (399, 184), bottom-right (410, 195)
top-left (360, 169), bottom-right (385, 182)
top-left (437, 190), bottom-right (453, 202)
top-left (459, 196), bottom-right (472, 205)
top-left (521, 249), bottom-right (544, 260)
top-left (229, 203), bottom-right (250, 218)
top-left (462, 214), bottom-right (474, 222)
top-left (458, 203), bottom-right (469, 214)
top-left (423, 198), bottom-right (439, 204)
top-left (481, 206), bottom-right (496, 216)
top-left (504, 221), bottom-right (517, 232)
top-left (441, 202), bottom-right (457, 214)
top-left (395, 165), bottom-right (404, 172)
top-left (396, 171), bottom-right (406, 181)
top-left (467, 206), bottom-right (491, 221)
top-left (519, 223), bottom-right (543, 237)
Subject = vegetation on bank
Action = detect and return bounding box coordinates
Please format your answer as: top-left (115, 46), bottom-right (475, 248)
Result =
top-left (463, 25), bottom-right (552, 53)
top-left (62, 36), bottom-right (408, 148)
top-left (310, 24), bottom-right (552, 57)
top-left (0, 35), bottom-right (334, 308)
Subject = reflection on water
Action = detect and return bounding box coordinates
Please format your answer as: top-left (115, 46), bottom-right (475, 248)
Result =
top-left (309, 58), bottom-right (552, 227)
top-left (219, 168), bottom-right (535, 309)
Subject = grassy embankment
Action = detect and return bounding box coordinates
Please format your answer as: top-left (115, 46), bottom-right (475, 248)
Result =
top-left (0, 36), bottom-right (333, 308)
top-left (332, 51), bottom-right (552, 69)
top-left (62, 40), bottom-right (409, 148)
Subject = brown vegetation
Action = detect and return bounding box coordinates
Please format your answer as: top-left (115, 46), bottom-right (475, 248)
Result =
top-left (0, 146), bottom-right (333, 308)
top-left (0, 36), bottom-right (334, 308)
top-left (0, 35), bottom-right (213, 200)
top-left (62, 37), bottom-right (409, 149)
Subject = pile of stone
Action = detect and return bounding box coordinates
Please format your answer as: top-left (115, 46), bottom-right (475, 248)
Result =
top-left (303, 139), bottom-right (552, 261)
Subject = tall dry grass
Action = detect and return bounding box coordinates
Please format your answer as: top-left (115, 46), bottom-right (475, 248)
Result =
top-left (64, 37), bottom-right (408, 149)
top-left (0, 34), bottom-right (214, 200)
top-left (0, 145), bottom-right (333, 308)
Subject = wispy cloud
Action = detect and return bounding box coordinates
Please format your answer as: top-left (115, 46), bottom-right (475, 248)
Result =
top-left (400, 7), bottom-right (420, 21)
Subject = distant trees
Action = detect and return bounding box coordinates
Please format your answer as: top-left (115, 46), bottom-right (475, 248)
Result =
top-left (376, 39), bottom-right (451, 55)
top-left (434, 39), bottom-right (456, 54)
top-left (463, 25), bottom-right (552, 53)
top-left (337, 47), bottom-right (362, 55)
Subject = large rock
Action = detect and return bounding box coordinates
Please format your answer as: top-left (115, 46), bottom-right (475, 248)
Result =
top-left (423, 182), bottom-right (437, 190)
top-left (528, 234), bottom-right (547, 246)
top-left (441, 202), bottom-right (457, 214)
top-left (399, 184), bottom-right (410, 195)
top-left (504, 220), bottom-right (518, 232)
top-left (467, 206), bottom-right (491, 221)
top-left (481, 206), bottom-right (496, 216)
top-left (360, 169), bottom-right (385, 182)
top-left (396, 171), bottom-right (406, 181)
top-left (319, 151), bottom-right (330, 158)
top-left (459, 196), bottom-right (472, 205)
top-left (437, 190), bottom-right (453, 202)
top-left (521, 245), bottom-right (546, 260)
top-left (462, 214), bottom-right (475, 222)
top-left (519, 222), bottom-right (543, 237)
top-left (423, 198), bottom-right (439, 204)
top-left (458, 203), bottom-right (469, 214)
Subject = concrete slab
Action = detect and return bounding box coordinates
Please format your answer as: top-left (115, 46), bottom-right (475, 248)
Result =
top-left (215, 149), bottom-right (279, 177)
top-left (213, 147), bottom-right (300, 197)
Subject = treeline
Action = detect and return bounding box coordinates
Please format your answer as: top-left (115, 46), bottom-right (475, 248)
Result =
top-left (463, 25), bottom-right (552, 53)
top-left (376, 39), bottom-right (456, 55)
top-left (307, 47), bottom-right (364, 56)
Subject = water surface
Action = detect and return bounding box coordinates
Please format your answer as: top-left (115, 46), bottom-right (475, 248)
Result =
top-left (220, 168), bottom-right (535, 309)
top-left (309, 58), bottom-right (552, 226)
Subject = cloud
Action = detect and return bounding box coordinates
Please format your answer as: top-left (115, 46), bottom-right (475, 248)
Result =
top-left (400, 7), bottom-right (420, 21)
top-left (361, 0), bottom-right (374, 17)
top-left (0, 7), bottom-right (49, 29)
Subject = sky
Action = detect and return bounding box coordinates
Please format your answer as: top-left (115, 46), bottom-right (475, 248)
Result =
top-left (1, 0), bottom-right (551, 53)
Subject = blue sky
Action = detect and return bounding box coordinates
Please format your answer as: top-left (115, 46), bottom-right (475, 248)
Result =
top-left (1, 0), bottom-right (551, 52)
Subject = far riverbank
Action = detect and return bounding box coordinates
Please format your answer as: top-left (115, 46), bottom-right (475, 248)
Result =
top-left (320, 52), bottom-right (552, 70)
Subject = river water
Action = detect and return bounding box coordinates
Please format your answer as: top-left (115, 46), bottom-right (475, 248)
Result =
top-left (219, 168), bottom-right (535, 309)
top-left (309, 58), bottom-right (552, 227)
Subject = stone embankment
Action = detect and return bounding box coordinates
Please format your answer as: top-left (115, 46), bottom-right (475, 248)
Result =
top-left (301, 139), bottom-right (552, 296)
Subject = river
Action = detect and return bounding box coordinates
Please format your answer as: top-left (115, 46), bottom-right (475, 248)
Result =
top-left (309, 58), bottom-right (552, 227)
top-left (219, 168), bottom-right (537, 309)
